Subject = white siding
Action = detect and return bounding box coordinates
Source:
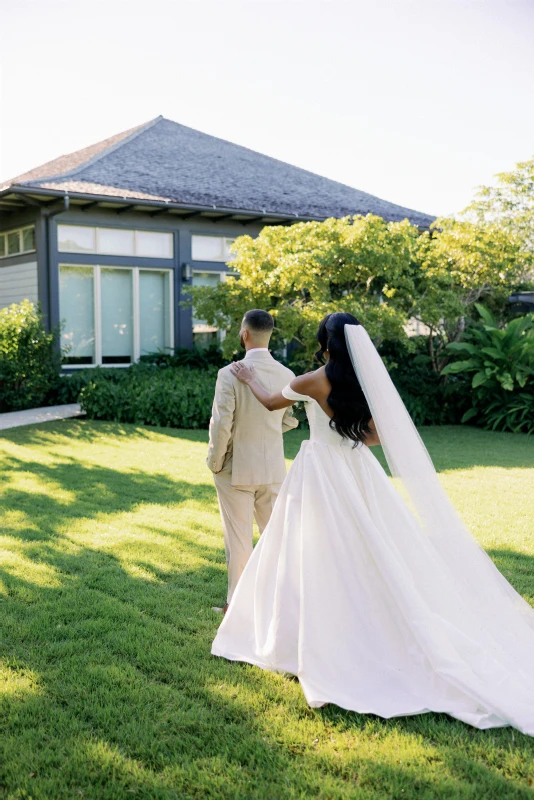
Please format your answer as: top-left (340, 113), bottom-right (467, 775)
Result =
top-left (0, 262), bottom-right (38, 309)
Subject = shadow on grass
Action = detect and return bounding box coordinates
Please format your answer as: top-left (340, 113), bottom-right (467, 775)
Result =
top-left (284, 425), bottom-right (534, 473)
top-left (1, 420), bottom-right (534, 797)
top-left (0, 451), bottom-right (217, 540)
top-left (417, 426), bottom-right (534, 472)
top-left (0, 418), bottom-right (210, 447)
top-left (487, 548), bottom-right (534, 602)
top-left (3, 419), bottom-right (533, 472)
top-left (2, 545), bottom-right (534, 800)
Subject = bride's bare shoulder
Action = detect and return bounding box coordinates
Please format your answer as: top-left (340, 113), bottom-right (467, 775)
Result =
top-left (290, 367), bottom-right (330, 400)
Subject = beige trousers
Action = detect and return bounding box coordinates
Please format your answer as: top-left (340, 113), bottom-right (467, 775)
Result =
top-left (214, 465), bottom-right (281, 603)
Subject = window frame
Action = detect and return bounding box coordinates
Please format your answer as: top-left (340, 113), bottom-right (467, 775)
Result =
top-left (0, 225), bottom-right (37, 259)
top-left (59, 263), bottom-right (174, 369)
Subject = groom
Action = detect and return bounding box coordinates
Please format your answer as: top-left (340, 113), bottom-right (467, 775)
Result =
top-left (207, 309), bottom-right (298, 612)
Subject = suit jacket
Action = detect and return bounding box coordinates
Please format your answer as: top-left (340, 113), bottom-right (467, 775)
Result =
top-left (206, 350), bottom-right (298, 486)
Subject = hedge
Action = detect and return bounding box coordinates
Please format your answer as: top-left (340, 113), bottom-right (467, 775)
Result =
top-left (72, 340), bottom-right (468, 430)
top-left (79, 365), bottom-right (218, 429)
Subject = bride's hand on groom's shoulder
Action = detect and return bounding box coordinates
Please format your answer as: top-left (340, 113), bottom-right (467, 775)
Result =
top-left (230, 360), bottom-right (255, 384)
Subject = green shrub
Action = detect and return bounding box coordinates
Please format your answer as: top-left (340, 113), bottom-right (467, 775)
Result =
top-left (80, 366), bottom-right (218, 429)
top-left (0, 301), bottom-right (61, 412)
top-left (379, 337), bottom-right (469, 426)
top-left (442, 305), bottom-right (534, 433)
top-left (139, 344), bottom-right (227, 370)
top-left (49, 367), bottom-right (123, 405)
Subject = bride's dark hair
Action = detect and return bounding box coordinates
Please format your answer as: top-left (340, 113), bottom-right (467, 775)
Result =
top-left (315, 312), bottom-right (372, 445)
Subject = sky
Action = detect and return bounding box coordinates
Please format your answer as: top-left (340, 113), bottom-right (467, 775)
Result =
top-left (0, 0), bottom-right (533, 217)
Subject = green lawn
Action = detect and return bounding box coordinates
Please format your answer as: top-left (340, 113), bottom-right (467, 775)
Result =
top-left (0, 421), bottom-right (533, 799)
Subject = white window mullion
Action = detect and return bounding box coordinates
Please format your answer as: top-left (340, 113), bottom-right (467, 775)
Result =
top-left (133, 268), bottom-right (140, 362)
top-left (94, 265), bottom-right (102, 366)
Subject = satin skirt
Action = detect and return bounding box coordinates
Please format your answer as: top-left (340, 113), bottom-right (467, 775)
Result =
top-left (212, 440), bottom-right (534, 736)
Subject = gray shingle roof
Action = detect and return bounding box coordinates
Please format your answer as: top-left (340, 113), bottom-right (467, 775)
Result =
top-left (2, 121), bottom-right (147, 189)
top-left (2, 116), bottom-right (434, 226)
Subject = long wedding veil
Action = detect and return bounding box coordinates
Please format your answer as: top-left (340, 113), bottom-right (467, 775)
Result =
top-left (344, 323), bottom-right (533, 614)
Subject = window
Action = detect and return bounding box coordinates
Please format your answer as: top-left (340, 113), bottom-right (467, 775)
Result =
top-left (140, 270), bottom-right (170, 354)
top-left (22, 227), bottom-right (36, 252)
top-left (98, 228), bottom-right (135, 257)
top-left (0, 226), bottom-right (36, 258)
top-left (101, 269), bottom-right (134, 363)
top-left (57, 225), bottom-right (173, 258)
top-left (191, 235), bottom-right (235, 263)
top-left (59, 264), bottom-right (173, 367)
top-left (60, 267), bottom-right (95, 365)
top-left (192, 270), bottom-right (224, 347)
top-left (7, 232), bottom-right (19, 256)
top-left (57, 225), bottom-right (96, 253)
top-left (136, 230), bottom-right (173, 258)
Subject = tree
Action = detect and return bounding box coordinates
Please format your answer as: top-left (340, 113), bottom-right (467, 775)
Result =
top-left (414, 218), bottom-right (528, 371)
top-left (189, 215), bottom-right (420, 363)
top-left (465, 156), bottom-right (534, 260)
top-left (190, 158), bottom-right (534, 374)
top-left (409, 155), bottom-right (534, 372)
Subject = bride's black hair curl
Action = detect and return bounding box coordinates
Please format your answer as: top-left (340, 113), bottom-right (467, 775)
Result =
top-left (315, 312), bottom-right (372, 445)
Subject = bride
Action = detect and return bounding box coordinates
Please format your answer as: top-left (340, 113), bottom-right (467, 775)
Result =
top-left (211, 312), bottom-right (534, 736)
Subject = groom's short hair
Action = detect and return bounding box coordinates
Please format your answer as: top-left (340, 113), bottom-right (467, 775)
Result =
top-left (243, 309), bottom-right (274, 333)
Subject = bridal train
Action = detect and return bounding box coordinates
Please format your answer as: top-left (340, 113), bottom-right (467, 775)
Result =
top-left (212, 326), bottom-right (534, 736)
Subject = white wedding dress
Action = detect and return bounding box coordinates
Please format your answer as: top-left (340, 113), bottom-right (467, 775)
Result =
top-left (212, 329), bottom-right (534, 736)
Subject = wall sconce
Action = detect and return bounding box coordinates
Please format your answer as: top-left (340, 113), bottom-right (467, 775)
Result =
top-left (182, 263), bottom-right (192, 281)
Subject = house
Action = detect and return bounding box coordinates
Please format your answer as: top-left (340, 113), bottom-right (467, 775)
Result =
top-left (0, 116), bottom-right (434, 367)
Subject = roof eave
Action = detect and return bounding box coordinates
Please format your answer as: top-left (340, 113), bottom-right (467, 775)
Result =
top-left (0, 185), bottom-right (433, 230)
top-left (0, 185), bottom-right (324, 225)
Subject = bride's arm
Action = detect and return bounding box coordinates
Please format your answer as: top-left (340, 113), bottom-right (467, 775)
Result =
top-left (229, 363), bottom-right (316, 411)
top-left (363, 419), bottom-right (381, 446)
top-left (229, 361), bottom-right (292, 410)
top-left (232, 361), bottom-right (381, 444)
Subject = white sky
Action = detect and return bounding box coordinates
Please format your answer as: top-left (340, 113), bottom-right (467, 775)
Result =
top-left (0, 0), bottom-right (533, 217)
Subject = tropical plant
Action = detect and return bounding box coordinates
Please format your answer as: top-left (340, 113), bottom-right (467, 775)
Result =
top-left (441, 305), bottom-right (534, 433)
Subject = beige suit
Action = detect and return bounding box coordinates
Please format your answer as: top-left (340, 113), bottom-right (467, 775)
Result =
top-left (207, 350), bottom-right (298, 602)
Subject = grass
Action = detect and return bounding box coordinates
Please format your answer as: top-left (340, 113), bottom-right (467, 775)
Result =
top-left (0, 420), bottom-right (533, 799)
